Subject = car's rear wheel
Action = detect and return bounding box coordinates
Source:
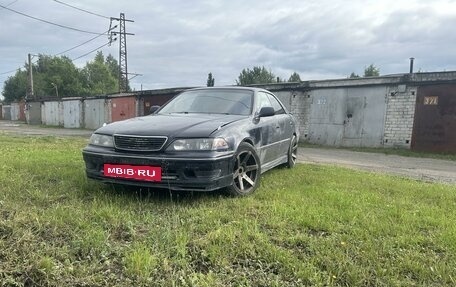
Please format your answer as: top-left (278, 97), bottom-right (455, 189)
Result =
top-left (226, 142), bottom-right (261, 196)
top-left (286, 134), bottom-right (298, 168)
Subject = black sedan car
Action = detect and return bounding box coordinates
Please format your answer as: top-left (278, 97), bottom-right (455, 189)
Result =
top-left (82, 87), bottom-right (299, 196)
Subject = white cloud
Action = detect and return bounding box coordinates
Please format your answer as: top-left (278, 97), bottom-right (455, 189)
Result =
top-left (1, 0), bottom-right (456, 93)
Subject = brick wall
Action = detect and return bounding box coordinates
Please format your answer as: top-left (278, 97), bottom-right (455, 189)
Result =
top-left (289, 91), bottom-right (312, 141)
top-left (383, 86), bottom-right (417, 148)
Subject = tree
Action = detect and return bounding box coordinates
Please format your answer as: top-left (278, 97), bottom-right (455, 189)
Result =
top-left (81, 51), bottom-right (118, 95)
top-left (2, 52), bottom-right (121, 102)
top-left (206, 73), bottom-right (215, 87)
top-left (2, 69), bottom-right (27, 103)
top-left (105, 53), bottom-right (130, 92)
top-left (288, 72), bottom-right (301, 82)
top-left (2, 55), bottom-right (85, 101)
top-left (105, 54), bottom-right (118, 78)
top-left (363, 64), bottom-right (380, 77)
top-left (35, 54), bottom-right (85, 97)
top-left (2, 51), bottom-right (124, 102)
top-left (236, 66), bottom-right (276, 85)
top-left (105, 54), bottom-right (130, 91)
top-left (349, 72), bottom-right (360, 78)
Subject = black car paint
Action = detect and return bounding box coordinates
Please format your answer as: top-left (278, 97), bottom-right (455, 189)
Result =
top-left (95, 113), bottom-right (246, 139)
top-left (82, 87), bottom-right (298, 192)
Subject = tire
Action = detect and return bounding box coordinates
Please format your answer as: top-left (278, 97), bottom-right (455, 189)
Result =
top-left (226, 142), bottom-right (261, 196)
top-left (286, 134), bottom-right (298, 168)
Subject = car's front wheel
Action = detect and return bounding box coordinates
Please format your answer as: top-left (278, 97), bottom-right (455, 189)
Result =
top-left (286, 134), bottom-right (298, 168)
top-left (226, 142), bottom-right (261, 196)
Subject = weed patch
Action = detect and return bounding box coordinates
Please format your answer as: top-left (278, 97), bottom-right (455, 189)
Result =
top-left (0, 135), bottom-right (455, 286)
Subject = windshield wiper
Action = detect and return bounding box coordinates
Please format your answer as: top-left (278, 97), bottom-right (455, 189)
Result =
top-left (170, 112), bottom-right (233, 115)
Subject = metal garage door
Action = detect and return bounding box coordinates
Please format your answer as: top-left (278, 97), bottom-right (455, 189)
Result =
top-left (412, 84), bottom-right (456, 152)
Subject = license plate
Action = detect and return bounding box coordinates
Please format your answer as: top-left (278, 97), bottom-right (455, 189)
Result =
top-left (104, 164), bottom-right (162, 182)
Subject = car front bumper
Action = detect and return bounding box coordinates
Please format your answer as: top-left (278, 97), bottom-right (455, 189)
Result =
top-left (82, 146), bottom-right (235, 191)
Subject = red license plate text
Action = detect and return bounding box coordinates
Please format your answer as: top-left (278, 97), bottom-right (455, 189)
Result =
top-left (104, 164), bottom-right (162, 182)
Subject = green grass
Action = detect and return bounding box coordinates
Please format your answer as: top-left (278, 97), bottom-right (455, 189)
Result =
top-left (0, 135), bottom-right (455, 286)
top-left (300, 142), bottom-right (456, 161)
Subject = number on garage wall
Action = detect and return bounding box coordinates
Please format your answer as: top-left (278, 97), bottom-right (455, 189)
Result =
top-left (424, 96), bottom-right (438, 105)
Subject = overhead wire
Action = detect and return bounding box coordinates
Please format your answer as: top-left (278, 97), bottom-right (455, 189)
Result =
top-left (51, 0), bottom-right (110, 19)
top-left (0, 32), bottom-right (114, 76)
top-left (0, 68), bottom-right (22, 76)
top-left (0, 37), bottom-right (116, 80)
top-left (0, 2), bottom-right (119, 81)
top-left (55, 29), bottom-right (112, 56)
top-left (0, 2), bottom-right (116, 76)
top-left (71, 40), bottom-right (115, 61)
top-left (5, 0), bottom-right (19, 6)
top-left (0, 4), bottom-right (106, 35)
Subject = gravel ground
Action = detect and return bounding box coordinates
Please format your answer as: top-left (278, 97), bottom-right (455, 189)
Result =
top-left (299, 147), bottom-right (456, 184)
top-left (0, 120), bottom-right (93, 137)
top-left (1, 120), bottom-right (454, 184)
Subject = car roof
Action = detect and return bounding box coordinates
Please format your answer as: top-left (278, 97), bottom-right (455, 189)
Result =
top-left (185, 86), bottom-right (270, 93)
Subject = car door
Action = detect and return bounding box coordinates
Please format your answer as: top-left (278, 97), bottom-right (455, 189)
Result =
top-left (266, 93), bottom-right (294, 157)
top-left (255, 92), bottom-right (281, 165)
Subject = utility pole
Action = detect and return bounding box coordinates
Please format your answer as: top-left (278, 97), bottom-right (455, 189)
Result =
top-left (110, 13), bottom-right (134, 93)
top-left (51, 82), bottom-right (59, 98)
top-left (27, 53), bottom-right (34, 99)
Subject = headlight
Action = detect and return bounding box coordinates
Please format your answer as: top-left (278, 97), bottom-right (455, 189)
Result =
top-left (89, 134), bottom-right (114, 147)
top-left (167, 138), bottom-right (229, 151)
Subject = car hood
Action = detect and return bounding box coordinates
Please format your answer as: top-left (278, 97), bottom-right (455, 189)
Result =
top-left (95, 113), bottom-right (248, 138)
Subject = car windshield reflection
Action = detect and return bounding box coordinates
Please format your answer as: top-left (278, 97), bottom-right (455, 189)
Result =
top-left (158, 90), bottom-right (253, 116)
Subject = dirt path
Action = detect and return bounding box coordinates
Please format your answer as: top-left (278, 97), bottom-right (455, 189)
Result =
top-left (299, 147), bottom-right (456, 184)
top-left (0, 120), bottom-right (93, 137)
top-left (1, 120), bottom-right (454, 184)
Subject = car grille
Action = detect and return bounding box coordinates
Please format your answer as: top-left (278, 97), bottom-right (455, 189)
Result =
top-left (114, 135), bottom-right (167, 151)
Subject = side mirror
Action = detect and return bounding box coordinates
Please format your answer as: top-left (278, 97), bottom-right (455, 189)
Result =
top-left (149, 105), bottom-right (161, 114)
top-left (257, 106), bottom-right (275, 118)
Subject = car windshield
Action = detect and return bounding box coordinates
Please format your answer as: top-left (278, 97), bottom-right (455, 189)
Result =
top-left (158, 89), bottom-right (253, 115)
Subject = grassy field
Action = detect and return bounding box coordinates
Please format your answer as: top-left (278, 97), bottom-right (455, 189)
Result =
top-left (1, 134), bottom-right (455, 286)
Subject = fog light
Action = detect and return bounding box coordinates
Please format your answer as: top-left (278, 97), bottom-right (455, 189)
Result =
top-left (85, 161), bottom-right (97, 170)
top-left (194, 169), bottom-right (222, 178)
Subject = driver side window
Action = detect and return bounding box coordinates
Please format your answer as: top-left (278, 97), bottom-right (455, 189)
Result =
top-left (267, 94), bottom-right (285, 115)
top-left (256, 92), bottom-right (272, 112)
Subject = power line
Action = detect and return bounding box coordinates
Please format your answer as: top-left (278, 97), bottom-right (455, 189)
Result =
top-left (0, 8), bottom-right (115, 76)
top-left (51, 0), bottom-right (110, 20)
top-left (0, 67), bottom-right (22, 76)
top-left (0, 4), bottom-right (106, 35)
top-left (55, 29), bottom-right (112, 56)
top-left (5, 0), bottom-right (19, 6)
top-left (0, 33), bottom-right (115, 76)
top-left (71, 40), bottom-right (115, 61)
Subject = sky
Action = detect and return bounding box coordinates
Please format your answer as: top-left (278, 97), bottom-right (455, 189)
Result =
top-left (1, 0), bottom-right (456, 97)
